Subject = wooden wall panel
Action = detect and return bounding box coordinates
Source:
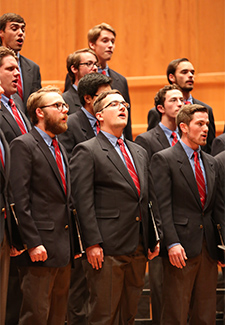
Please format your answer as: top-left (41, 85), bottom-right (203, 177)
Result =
top-left (1, 0), bottom-right (224, 136)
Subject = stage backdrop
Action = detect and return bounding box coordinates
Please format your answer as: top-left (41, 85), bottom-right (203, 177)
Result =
top-left (1, 0), bottom-right (225, 137)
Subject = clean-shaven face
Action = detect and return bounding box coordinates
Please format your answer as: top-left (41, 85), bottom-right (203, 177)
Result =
top-left (0, 21), bottom-right (25, 53)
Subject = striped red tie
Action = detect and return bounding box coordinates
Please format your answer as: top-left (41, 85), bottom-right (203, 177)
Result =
top-left (17, 74), bottom-right (23, 100)
top-left (8, 99), bottom-right (26, 134)
top-left (52, 138), bottom-right (67, 195)
top-left (171, 132), bottom-right (178, 146)
top-left (117, 138), bottom-right (140, 196)
top-left (193, 151), bottom-right (206, 209)
top-left (0, 147), bottom-right (4, 168)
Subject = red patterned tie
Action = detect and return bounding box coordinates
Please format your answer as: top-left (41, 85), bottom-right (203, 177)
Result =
top-left (17, 74), bottom-right (23, 100)
top-left (0, 147), bottom-right (4, 168)
top-left (171, 132), bottom-right (178, 146)
top-left (117, 138), bottom-right (140, 196)
top-left (52, 138), bottom-right (67, 195)
top-left (96, 120), bottom-right (100, 134)
top-left (193, 151), bottom-right (206, 209)
top-left (8, 99), bottom-right (27, 134)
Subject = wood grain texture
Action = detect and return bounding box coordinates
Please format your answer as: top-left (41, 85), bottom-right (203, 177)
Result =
top-left (1, 0), bottom-right (224, 136)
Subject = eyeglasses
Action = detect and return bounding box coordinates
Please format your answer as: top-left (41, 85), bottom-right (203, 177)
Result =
top-left (79, 61), bottom-right (98, 69)
top-left (100, 100), bottom-right (130, 111)
top-left (40, 102), bottom-right (69, 112)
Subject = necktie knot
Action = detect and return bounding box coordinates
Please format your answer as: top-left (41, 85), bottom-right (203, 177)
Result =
top-left (8, 98), bottom-right (14, 107)
top-left (117, 138), bottom-right (124, 147)
top-left (52, 138), bottom-right (58, 148)
top-left (171, 132), bottom-right (178, 146)
top-left (184, 100), bottom-right (191, 105)
top-left (101, 70), bottom-right (106, 75)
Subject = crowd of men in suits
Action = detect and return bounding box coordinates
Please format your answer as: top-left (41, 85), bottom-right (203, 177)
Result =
top-left (0, 11), bottom-right (225, 325)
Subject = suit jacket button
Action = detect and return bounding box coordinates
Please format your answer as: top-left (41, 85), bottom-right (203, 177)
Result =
top-left (200, 224), bottom-right (203, 229)
top-left (136, 216), bottom-right (140, 221)
top-left (65, 225), bottom-right (69, 229)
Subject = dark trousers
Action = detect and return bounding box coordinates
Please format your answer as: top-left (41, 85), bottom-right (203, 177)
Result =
top-left (84, 241), bottom-right (147, 325)
top-left (161, 241), bottom-right (218, 325)
top-left (67, 256), bottom-right (89, 324)
top-left (0, 231), bottom-right (10, 325)
top-left (18, 263), bottom-right (71, 325)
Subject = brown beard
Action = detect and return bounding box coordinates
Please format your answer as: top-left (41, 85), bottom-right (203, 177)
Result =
top-left (44, 111), bottom-right (67, 135)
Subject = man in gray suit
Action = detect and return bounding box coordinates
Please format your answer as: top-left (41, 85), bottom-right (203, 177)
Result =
top-left (10, 86), bottom-right (81, 325)
top-left (0, 13), bottom-right (41, 111)
top-left (63, 48), bottom-right (98, 115)
top-left (59, 73), bottom-right (111, 325)
top-left (70, 89), bottom-right (160, 324)
top-left (151, 104), bottom-right (225, 324)
top-left (147, 58), bottom-right (215, 154)
top-left (135, 84), bottom-right (183, 325)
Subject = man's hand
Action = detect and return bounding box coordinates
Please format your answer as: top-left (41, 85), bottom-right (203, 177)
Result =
top-left (168, 244), bottom-right (187, 268)
top-left (86, 244), bottom-right (104, 270)
top-left (148, 242), bottom-right (160, 260)
top-left (218, 261), bottom-right (225, 268)
top-left (28, 245), bottom-right (48, 262)
top-left (10, 246), bottom-right (25, 257)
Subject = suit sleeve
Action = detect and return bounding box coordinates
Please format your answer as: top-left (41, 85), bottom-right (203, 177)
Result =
top-left (211, 137), bottom-right (225, 157)
top-left (150, 152), bottom-right (180, 248)
top-left (69, 143), bottom-right (103, 249)
top-left (10, 138), bottom-right (43, 249)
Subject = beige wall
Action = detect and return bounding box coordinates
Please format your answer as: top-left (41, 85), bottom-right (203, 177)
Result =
top-left (1, 0), bottom-right (225, 137)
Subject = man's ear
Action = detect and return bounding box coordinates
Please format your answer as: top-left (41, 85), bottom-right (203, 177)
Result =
top-left (169, 73), bottom-right (176, 84)
top-left (89, 42), bottom-right (95, 51)
top-left (157, 105), bottom-right (164, 114)
top-left (71, 65), bottom-right (78, 75)
top-left (179, 122), bottom-right (188, 134)
top-left (36, 107), bottom-right (44, 119)
top-left (84, 94), bottom-right (92, 104)
top-left (95, 112), bottom-right (103, 123)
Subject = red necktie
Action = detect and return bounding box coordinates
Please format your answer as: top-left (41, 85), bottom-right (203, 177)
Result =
top-left (52, 138), bottom-right (67, 195)
top-left (8, 99), bottom-right (27, 134)
top-left (101, 70), bottom-right (106, 75)
top-left (171, 132), bottom-right (178, 146)
top-left (117, 138), bottom-right (140, 196)
top-left (96, 120), bottom-right (100, 134)
top-left (193, 151), bottom-right (206, 209)
top-left (184, 100), bottom-right (191, 105)
top-left (17, 74), bottom-right (23, 101)
top-left (0, 147), bottom-right (4, 168)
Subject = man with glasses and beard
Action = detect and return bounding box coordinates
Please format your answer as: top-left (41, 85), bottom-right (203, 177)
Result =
top-left (9, 86), bottom-right (81, 325)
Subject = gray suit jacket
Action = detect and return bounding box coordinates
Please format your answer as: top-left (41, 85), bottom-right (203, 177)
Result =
top-left (135, 124), bottom-right (170, 160)
top-left (20, 55), bottom-right (42, 109)
top-left (10, 128), bottom-right (78, 267)
top-left (63, 85), bottom-right (81, 115)
top-left (211, 133), bottom-right (225, 156)
top-left (58, 109), bottom-right (95, 160)
top-left (70, 131), bottom-right (161, 256)
top-left (151, 142), bottom-right (224, 260)
top-left (0, 97), bottom-right (31, 144)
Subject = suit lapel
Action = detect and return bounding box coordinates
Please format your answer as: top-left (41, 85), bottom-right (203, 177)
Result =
top-left (155, 125), bottom-right (170, 148)
top-left (20, 55), bottom-right (32, 104)
top-left (176, 143), bottom-right (202, 208)
top-left (201, 152), bottom-right (214, 209)
top-left (97, 133), bottom-right (140, 198)
top-left (79, 110), bottom-right (95, 140)
top-left (30, 128), bottom-right (67, 196)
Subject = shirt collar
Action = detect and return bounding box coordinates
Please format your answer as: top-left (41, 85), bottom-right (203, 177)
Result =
top-left (180, 140), bottom-right (201, 159)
